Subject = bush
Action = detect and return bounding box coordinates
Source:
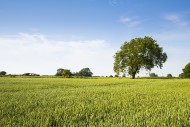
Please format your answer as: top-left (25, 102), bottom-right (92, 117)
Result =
top-left (167, 74), bottom-right (173, 78)
top-left (78, 68), bottom-right (93, 77)
top-left (62, 69), bottom-right (72, 78)
top-left (149, 73), bottom-right (158, 78)
top-left (109, 75), bottom-right (113, 77)
top-left (0, 71), bottom-right (6, 76)
top-left (115, 75), bottom-right (118, 77)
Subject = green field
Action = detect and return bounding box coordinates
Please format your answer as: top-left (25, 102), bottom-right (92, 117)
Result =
top-left (1, 78), bottom-right (190, 126)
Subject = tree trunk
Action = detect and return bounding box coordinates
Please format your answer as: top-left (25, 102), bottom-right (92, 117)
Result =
top-left (132, 73), bottom-right (136, 79)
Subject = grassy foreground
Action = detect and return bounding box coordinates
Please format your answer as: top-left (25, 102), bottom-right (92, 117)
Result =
top-left (1, 78), bottom-right (190, 126)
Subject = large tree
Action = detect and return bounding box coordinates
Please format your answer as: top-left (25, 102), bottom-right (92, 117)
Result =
top-left (114, 36), bottom-right (167, 79)
top-left (180, 63), bottom-right (190, 78)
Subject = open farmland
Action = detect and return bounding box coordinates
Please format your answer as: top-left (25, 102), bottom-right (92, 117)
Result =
top-left (1, 78), bottom-right (190, 126)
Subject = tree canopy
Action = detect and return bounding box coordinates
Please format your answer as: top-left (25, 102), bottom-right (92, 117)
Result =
top-left (167, 74), bottom-right (173, 78)
top-left (114, 36), bottom-right (167, 79)
top-left (55, 68), bottom-right (64, 76)
top-left (78, 68), bottom-right (93, 77)
top-left (0, 71), bottom-right (6, 75)
top-left (62, 69), bottom-right (72, 78)
top-left (180, 63), bottom-right (190, 78)
top-left (55, 67), bottom-right (93, 78)
top-left (149, 73), bottom-right (158, 78)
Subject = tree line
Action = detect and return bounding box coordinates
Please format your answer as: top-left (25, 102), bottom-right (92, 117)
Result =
top-left (55, 67), bottom-right (93, 78)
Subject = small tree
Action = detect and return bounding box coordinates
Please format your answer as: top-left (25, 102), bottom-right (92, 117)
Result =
top-left (149, 73), bottom-right (158, 78)
top-left (62, 69), bottom-right (72, 78)
top-left (167, 74), bottom-right (173, 78)
top-left (0, 71), bottom-right (6, 75)
top-left (55, 68), bottom-right (64, 76)
top-left (115, 74), bottom-right (119, 77)
top-left (114, 36), bottom-right (167, 79)
top-left (78, 68), bottom-right (93, 77)
top-left (109, 75), bottom-right (113, 77)
top-left (181, 63), bottom-right (190, 78)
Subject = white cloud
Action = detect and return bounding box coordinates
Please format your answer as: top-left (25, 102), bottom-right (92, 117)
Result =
top-left (1, 31), bottom-right (189, 77)
top-left (0, 33), bottom-right (116, 76)
top-left (164, 13), bottom-right (188, 27)
top-left (119, 16), bottom-right (141, 27)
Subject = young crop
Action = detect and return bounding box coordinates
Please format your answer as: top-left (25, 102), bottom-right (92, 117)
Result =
top-left (0, 78), bottom-right (190, 126)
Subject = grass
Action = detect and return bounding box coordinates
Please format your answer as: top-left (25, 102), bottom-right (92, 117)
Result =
top-left (0, 77), bottom-right (190, 126)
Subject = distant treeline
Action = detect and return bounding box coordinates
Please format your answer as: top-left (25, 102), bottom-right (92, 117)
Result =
top-left (0, 62), bottom-right (190, 79)
top-left (55, 67), bottom-right (93, 78)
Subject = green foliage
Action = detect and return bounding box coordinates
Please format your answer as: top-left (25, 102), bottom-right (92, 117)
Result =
top-left (149, 73), bottom-right (158, 77)
top-left (0, 71), bottom-right (6, 75)
top-left (179, 73), bottom-right (184, 78)
top-left (181, 63), bottom-right (190, 78)
top-left (109, 75), bottom-right (113, 77)
top-left (1, 78), bottom-right (190, 126)
top-left (55, 68), bottom-right (72, 78)
top-left (78, 68), bottom-right (93, 77)
top-left (62, 69), bottom-right (72, 78)
top-left (115, 74), bottom-right (119, 77)
top-left (55, 68), bottom-right (64, 76)
top-left (167, 74), bottom-right (173, 78)
top-left (114, 36), bottom-right (167, 79)
top-left (22, 73), bottom-right (40, 76)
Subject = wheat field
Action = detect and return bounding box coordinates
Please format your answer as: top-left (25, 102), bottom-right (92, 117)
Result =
top-left (1, 77), bottom-right (190, 126)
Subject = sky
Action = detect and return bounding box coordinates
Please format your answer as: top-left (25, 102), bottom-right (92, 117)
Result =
top-left (0, 0), bottom-right (190, 76)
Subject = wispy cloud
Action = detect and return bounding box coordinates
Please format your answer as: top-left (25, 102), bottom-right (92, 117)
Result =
top-left (164, 13), bottom-right (188, 27)
top-left (119, 16), bottom-right (141, 27)
top-left (109, 0), bottom-right (118, 6)
top-left (0, 33), bottom-right (116, 75)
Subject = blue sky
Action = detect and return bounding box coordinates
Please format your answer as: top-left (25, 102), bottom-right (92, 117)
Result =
top-left (0, 0), bottom-right (190, 76)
